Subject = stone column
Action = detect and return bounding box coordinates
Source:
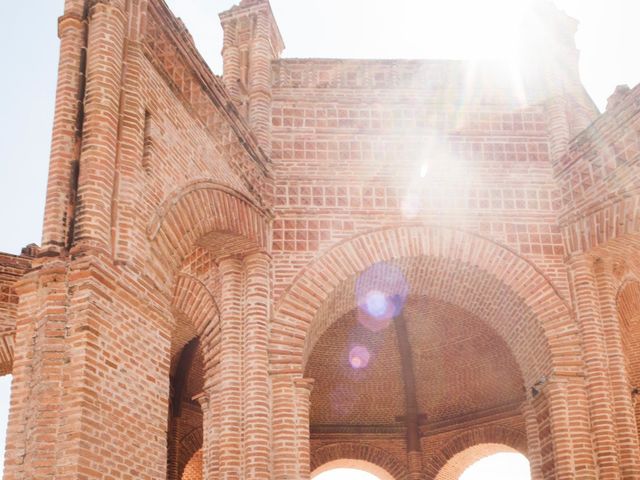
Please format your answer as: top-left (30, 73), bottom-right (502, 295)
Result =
top-left (218, 257), bottom-right (244, 480)
top-left (243, 252), bottom-right (271, 479)
top-left (594, 258), bottom-right (640, 478)
top-left (72, 0), bottom-right (127, 253)
top-left (568, 254), bottom-right (620, 479)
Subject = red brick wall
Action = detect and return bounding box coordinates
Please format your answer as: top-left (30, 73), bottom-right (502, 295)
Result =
top-left (3, 0), bottom-right (640, 479)
top-left (558, 84), bottom-right (640, 254)
top-left (0, 252), bottom-right (31, 375)
top-left (270, 59), bottom-right (568, 305)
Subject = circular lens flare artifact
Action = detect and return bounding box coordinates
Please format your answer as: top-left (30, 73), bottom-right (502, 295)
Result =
top-left (349, 345), bottom-right (371, 370)
top-left (355, 262), bottom-right (408, 332)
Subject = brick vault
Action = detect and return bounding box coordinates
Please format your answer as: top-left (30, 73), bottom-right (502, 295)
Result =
top-left (1, 0), bottom-right (640, 479)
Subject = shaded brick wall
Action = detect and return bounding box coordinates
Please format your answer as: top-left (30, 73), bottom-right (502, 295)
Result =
top-left (0, 252), bottom-right (31, 375)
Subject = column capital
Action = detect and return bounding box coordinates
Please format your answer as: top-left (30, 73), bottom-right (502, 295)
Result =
top-left (243, 249), bottom-right (272, 262)
top-left (58, 13), bottom-right (85, 37)
top-left (217, 254), bottom-right (244, 271)
top-left (193, 391), bottom-right (209, 409)
top-left (565, 251), bottom-right (596, 269)
top-left (294, 377), bottom-right (315, 396)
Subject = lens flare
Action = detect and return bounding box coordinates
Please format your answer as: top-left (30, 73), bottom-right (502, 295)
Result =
top-left (401, 194), bottom-right (421, 219)
top-left (330, 384), bottom-right (355, 416)
top-left (356, 262), bottom-right (409, 332)
top-left (364, 290), bottom-right (388, 318)
top-left (349, 345), bottom-right (371, 369)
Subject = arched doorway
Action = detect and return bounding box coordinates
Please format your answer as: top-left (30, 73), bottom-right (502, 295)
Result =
top-left (0, 374), bottom-right (11, 475)
top-left (312, 459), bottom-right (395, 480)
top-left (460, 451), bottom-right (530, 479)
top-left (436, 444), bottom-right (529, 479)
top-left (272, 225), bottom-right (581, 478)
top-left (617, 279), bottom-right (640, 434)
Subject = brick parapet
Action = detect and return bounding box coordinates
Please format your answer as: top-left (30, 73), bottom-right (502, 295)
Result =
top-left (555, 83), bottom-right (640, 254)
top-left (145, 0), bottom-right (273, 201)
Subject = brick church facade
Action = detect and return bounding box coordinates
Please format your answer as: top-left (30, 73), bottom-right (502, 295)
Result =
top-left (1, 0), bottom-right (640, 478)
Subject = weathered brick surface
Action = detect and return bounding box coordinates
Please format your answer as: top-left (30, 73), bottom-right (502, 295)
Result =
top-left (0, 251), bottom-right (32, 375)
top-left (2, 0), bottom-right (640, 479)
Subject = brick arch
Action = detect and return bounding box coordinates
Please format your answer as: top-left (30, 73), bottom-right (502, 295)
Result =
top-left (563, 200), bottom-right (640, 255)
top-left (171, 274), bottom-right (220, 363)
top-left (148, 180), bottom-right (270, 273)
top-left (618, 279), bottom-right (640, 329)
top-left (428, 426), bottom-right (528, 479)
top-left (179, 429), bottom-right (203, 479)
top-left (181, 448), bottom-right (203, 480)
top-left (271, 224), bottom-right (575, 384)
top-left (311, 442), bottom-right (410, 480)
top-left (0, 331), bottom-right (14, 376)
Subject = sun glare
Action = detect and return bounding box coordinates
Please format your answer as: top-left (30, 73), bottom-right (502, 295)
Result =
top-left (313, 468), bottom-right (381, 480)
top-left (460, 453), bottom-right (531, 480)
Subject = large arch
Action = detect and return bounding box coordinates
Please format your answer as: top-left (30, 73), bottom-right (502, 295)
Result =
top-left (167, 273), bottom-right (220, 480)
top-left (428, 426), bottom-right (528, 478)
top-left (562, 195), bottom-right (640, 255)
top-left (171, 273), bottom-right (220, 357)
top-left (271, 224), bottom-right (577, 385)
top-left (311, 443), bottom-right (409, 480)
top-left (147, 180), bottom-right (271, 286)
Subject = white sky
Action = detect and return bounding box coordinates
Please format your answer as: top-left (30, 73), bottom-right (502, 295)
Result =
top-left (312, 452), bottom-right (531, 480)
top-left (314, 469), bottom-right (381, 480)
top-left (0, 0), bottom-right (639, 478)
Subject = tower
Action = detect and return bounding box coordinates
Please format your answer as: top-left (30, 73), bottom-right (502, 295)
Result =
top-left (220, 0), bottom-right (284, 155)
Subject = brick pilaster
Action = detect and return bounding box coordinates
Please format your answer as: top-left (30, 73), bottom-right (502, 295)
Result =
top-left (248, 11), bottom-right (274, 156)
top-left (221, 18), bottom-right (242, 106)
top-left (72, 0), bottom-right (126, 252)
top-left (533, 376), bottom-right (597, 479)
top-left (41, 11), bottom-right (86, 253)
top-left (294, 377), bottom-right (314, 479)
top-left (218, 257), bottom-right (244, 479)
top-left (568, 254), bottom-right (620, 479)
top-left (522, 401), bottom-right (543, 480)
top-left (242, 252), bottom-right (272, 479)
top-left (272, 374), bottom-right (311, 479)
top-left (111, 38), bottom-right (148, 265)
top-left (594, 258), bottom-right (640, 478)
top-left (194, 389), bottom-right (220, 479)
